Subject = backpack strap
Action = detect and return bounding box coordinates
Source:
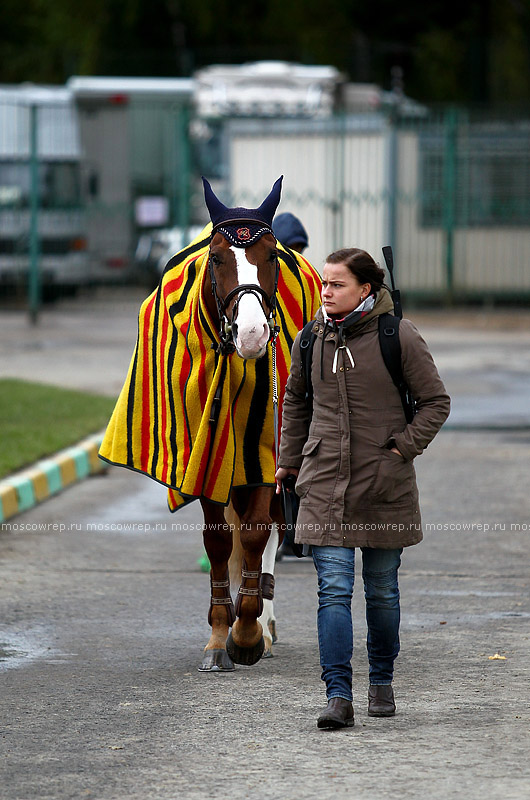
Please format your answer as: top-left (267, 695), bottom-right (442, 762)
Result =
top-left (378, 313), bottom-right (416, 423)
top-left (378, 313), bottom-right (403, 389)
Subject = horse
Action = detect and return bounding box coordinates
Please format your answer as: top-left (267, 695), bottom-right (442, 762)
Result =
top-left (99, 176), bottom-right (321, 671)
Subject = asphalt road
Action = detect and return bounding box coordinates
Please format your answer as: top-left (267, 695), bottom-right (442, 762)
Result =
top-left (2, 286), bottom-right (530, 425)
top-left (1, 288), bottom-right (530, 799)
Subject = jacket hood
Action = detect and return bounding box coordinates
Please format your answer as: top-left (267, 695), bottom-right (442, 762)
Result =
top-left (272, 212), bottom-right (309, 249)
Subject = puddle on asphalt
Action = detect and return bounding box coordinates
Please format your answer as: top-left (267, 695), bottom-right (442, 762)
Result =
top-left (0, 641), bottom-right (25, 661)
top-left (0, 630), bottom-right (70, 672)
top-left (0, 637), bottom-right (33, 671)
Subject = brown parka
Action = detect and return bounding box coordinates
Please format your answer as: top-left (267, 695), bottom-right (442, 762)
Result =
top-left (278, 289), bottom-right (451, 549)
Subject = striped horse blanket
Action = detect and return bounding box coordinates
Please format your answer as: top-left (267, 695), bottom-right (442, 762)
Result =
top-left (99, 226), bottom-right (322, 511)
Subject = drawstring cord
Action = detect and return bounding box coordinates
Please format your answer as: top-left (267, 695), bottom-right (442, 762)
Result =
top-left (321, 318), bottom-right (356, 377)
top-left (320, 294), bottom-right (375, 378)
top-left (332, 343), bottom-right (355, 373)
top-left (332, 321), bottom-right (355, 373)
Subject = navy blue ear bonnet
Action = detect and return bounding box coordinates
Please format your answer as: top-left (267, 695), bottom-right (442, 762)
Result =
top-left (202, 176), bottom-right (283, 248)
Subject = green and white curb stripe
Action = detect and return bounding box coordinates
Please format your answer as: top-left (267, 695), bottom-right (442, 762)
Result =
top-left (0, 432), bottom-right (106, 523)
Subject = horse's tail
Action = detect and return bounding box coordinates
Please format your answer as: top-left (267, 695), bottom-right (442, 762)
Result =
top-left (225, 501), bottom-right (244, 588)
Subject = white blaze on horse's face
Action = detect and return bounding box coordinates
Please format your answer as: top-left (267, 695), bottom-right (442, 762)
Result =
top-left (230, 246), bottom-right (271, 359)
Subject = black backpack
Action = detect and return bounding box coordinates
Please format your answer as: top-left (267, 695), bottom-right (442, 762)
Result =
top-left (299, 246), bottom-right (417, 424)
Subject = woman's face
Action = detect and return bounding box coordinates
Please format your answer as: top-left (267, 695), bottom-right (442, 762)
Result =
top-left (321, 261), bottom-right (371, 318)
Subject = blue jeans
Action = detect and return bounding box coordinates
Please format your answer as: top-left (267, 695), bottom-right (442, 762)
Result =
top-left (312, 546), bottom-right (402, 701)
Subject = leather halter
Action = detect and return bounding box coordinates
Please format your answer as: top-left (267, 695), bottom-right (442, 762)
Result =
top-left (208, 244), bottom-right (280, 356)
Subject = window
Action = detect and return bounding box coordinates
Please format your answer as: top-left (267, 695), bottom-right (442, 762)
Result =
top-left (0, 161), bottom-right (81, 209)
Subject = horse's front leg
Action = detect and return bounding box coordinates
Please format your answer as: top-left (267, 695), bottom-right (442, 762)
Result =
top-left (228, 486), bottom-right (275, 666)
top-left (198, 498), bottom-right (235, 672)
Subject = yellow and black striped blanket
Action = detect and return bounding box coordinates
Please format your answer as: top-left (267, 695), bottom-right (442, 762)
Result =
top-left (99, 226), bottom-right (321, 511)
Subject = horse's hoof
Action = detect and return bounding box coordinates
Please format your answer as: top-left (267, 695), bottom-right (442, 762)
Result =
top-left (226, 632), bottom-right (265, 666)
top-left (268, 620), bottom-right (278, 644)
top-left (262, 648), bottom-right (274, 659)
top-left (198, 649), bottom-right (235, 672)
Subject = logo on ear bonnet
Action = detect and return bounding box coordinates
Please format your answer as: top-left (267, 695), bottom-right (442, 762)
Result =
top-left (237, 227), bottom-right (251, 241)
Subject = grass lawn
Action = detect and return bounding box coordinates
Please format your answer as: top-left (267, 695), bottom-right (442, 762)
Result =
top-left (0, 378), bottom-right (115, 479)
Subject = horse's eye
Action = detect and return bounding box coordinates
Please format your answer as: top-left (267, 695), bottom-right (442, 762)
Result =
top-left (269, 251), bottom-right (278, 262)
top-left (211, 253), bottom-right (221, 267)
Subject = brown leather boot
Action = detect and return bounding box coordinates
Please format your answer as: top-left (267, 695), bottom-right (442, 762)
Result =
top-left (368, 684), bottom-right (396, 717)
top-left (317, 697), bottom-right (355, 729)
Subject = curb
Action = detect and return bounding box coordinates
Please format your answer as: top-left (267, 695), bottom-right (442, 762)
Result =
top-left (0, 432), bottom-right (107, 523)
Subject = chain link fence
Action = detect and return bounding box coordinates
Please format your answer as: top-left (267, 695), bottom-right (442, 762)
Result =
top-left (0, 89), bottom-right (89, 314)
top-left (1, 90), bottom-right (529, 309)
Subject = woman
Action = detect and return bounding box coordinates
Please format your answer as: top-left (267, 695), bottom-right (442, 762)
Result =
top-left (275, 248), bottom-right (450, 730)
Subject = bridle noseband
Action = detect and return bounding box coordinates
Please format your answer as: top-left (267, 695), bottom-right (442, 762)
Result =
top-left (208, 243), bottom-right (280, 356)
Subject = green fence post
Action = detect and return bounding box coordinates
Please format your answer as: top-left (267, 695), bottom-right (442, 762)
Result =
top-left (385, 104), bottom-right (398, 256)
top-left (175, 103), bottom-right (191, 236)
top-left (443, 107), bottom-right (458, 302)
top-left (332, 111), bottom-right (346, 251)
top-left (28, 103), bottom-right (40, 324)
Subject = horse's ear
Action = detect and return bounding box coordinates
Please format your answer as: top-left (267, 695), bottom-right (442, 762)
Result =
top-left (202, 176), bottom-right (228, 226)
top-left (257, 176), bottom-right (283, 226)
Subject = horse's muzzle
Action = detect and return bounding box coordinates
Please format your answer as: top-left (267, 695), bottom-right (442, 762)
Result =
top-left (232, 319), bottom-right (270, 360)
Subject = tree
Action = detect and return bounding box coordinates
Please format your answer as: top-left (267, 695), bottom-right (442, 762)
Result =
top-left (0, 0), bottom-right (529, 105)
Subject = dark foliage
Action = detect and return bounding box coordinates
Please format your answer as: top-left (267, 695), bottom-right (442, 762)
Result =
top-left (1, 0), bottom-right (529, 103)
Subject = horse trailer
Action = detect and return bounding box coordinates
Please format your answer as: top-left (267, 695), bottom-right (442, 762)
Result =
top-left (0, 85), bottom-right (90, 295)
top-left (67, 76), bottom-right (194, 284)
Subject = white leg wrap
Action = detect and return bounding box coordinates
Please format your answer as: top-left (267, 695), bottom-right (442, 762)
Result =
top-left (258, 524), bottom-right (279, 654)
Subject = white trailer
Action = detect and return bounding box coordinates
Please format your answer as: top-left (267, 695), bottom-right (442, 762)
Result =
top-left (194, 61), bottom-right (343, 119)
top-left (67, 76), bottom-right (194, 283)
top-left (0, 85), bottom-right (89, 293)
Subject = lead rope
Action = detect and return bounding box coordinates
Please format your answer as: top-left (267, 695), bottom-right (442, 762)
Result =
top-left (271, 323), bottom-right (280, 468)
top-left (269, 260), bottom-right (281, 468)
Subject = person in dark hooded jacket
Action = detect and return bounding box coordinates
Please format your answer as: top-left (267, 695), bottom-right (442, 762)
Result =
top-left (276, 247), bottom-right (450, 730)
top-left (272, 212), bottom-right (309, 254)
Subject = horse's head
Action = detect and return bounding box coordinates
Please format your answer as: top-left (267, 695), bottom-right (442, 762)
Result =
top-left (203, 177), bottom-right (283, 360)
top-left (208, 230), bottom-right (279, 359)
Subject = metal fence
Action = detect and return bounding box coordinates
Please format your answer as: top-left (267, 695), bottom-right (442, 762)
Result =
top-left (223, 108), bottom-right (530, 302)
top-left (1, 91), bottom-right (530, 309)
top-left (0, 89), bottom-right (90, 315)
